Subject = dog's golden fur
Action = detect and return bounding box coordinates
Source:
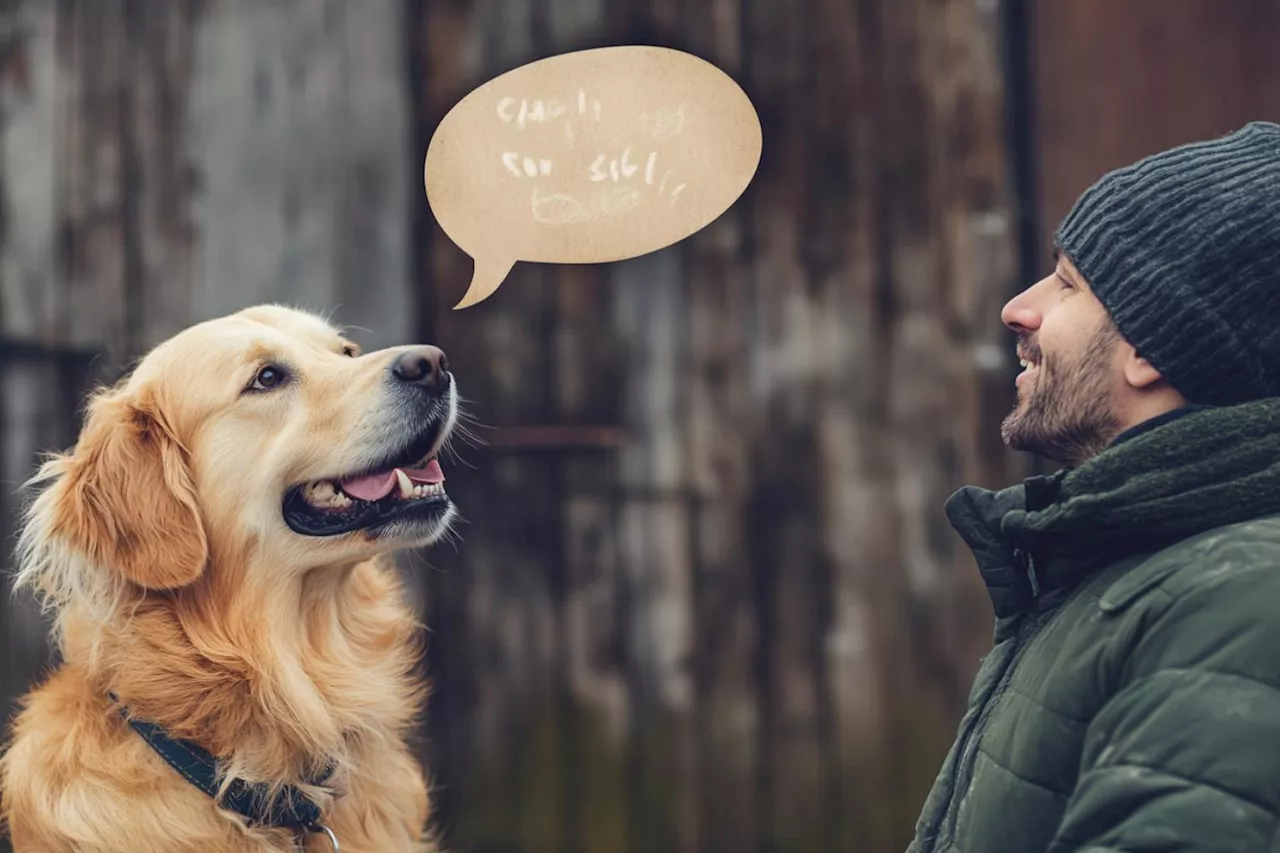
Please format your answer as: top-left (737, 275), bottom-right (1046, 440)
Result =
top-left (0, 305), bottom-right (456, 852)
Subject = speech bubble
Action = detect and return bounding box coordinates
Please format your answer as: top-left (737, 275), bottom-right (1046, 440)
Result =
top-left (424, 45), bottom-right (762, 309)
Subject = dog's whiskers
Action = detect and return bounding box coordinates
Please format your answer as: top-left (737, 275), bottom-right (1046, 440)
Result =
top-left (437, 522), bottom-right (465, 554)
top-left (441, 441), bottom-right (476, 472)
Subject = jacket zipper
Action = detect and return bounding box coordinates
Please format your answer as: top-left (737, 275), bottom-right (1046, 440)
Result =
top-left (934, 550), bottom-right (1042, 845)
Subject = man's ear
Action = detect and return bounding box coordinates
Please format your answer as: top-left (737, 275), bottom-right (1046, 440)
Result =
top-left (1123, 345), bottom-right (1166, 390)
top-left (50, 389), bottom-right (207, 590)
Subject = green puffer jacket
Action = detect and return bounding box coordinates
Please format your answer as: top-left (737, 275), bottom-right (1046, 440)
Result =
top-left (908, 399), bottom-right (1280, 853)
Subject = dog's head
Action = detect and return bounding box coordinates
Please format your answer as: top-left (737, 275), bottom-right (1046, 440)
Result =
top-left (16, 304), bottom-right (458, 607)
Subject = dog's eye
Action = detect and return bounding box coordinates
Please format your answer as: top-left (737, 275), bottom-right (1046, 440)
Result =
top-left (342, 346), bottom-right (358, 358)
top-left (249, 365), bottom-right (287, 392)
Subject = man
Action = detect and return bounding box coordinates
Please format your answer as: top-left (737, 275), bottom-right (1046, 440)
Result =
top-left (909, 121), bottom-right (1280, 852)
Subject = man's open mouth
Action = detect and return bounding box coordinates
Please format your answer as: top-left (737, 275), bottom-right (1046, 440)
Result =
top-left (282, 428), bottom-right (451, 537)
top-left (1016, 345), bottom-right (1042, 385)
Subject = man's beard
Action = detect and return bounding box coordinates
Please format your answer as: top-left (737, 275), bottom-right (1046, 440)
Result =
top-left (1001, 320), bottom-right (1124, 467)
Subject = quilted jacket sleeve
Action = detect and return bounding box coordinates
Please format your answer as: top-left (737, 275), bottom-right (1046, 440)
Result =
top-left (1047, 547), bottom-right (1280, 852)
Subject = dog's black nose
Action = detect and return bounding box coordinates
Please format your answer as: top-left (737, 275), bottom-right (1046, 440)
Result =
top-left (391, 346), bottom-right (450, 396)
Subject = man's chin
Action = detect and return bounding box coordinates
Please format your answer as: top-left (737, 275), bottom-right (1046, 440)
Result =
top-left (1000, 411), bottom-right (1118, 468)
top-left (1000, 407), bottom-right (1057, 459)
top-left (1000, 403), bottom-right (1032, 450)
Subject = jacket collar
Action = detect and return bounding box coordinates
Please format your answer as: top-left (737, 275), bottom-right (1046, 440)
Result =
top-left (1106, 403), bottom-right (1214, 447)
top-left (948, 399), bottom-right (1280, 619)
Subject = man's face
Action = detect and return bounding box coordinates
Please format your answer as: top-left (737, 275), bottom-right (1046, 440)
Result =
top-left (999, 254), bottom-right (1127, 467)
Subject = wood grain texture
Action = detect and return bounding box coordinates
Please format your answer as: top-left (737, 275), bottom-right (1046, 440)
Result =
top-left (1033, 0), bottom-right (1280, 252)
top-left (408, 1), bottom-right (1022, 852)
top-left (187, 0), bottom-right (411, 351)
top-left (11, 2), bottom-right (1271, 852)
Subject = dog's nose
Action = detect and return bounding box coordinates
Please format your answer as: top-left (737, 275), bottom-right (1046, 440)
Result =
top-left (391, 346), bottom-right (451, 395)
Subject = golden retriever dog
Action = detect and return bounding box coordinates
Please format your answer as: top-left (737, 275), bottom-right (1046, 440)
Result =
top-left (0, 305), bottom-right (459, 852)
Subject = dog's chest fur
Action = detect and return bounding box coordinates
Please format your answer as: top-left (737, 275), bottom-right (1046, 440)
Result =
top-left (0, 560), bottom-right (435, 852)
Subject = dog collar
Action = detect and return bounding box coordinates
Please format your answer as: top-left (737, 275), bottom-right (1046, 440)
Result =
top-left (108, 693), bottom-right (338, 843)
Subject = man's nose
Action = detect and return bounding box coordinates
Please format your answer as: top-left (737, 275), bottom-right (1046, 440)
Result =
top-left (391, 346), bottom-right (451, 396)
top-left (1001, 286), bottom-right (1042, 332)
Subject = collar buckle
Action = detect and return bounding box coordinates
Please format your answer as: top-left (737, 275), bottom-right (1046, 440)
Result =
top-left (304, 822), bottom-right (340, 852)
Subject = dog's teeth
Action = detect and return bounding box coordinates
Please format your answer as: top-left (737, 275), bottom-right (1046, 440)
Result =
top-left (395, 468), bottom-right (414, 499)
top-left (307, 481), bottom-right (334, 499)
top-left (303, 480), bottom-right (355, 510)
top-left (304, 481), bottom-right (336, 507)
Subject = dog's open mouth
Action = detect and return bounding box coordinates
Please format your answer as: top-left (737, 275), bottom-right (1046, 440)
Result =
top-left (282, 427), bottom-right (451, 537)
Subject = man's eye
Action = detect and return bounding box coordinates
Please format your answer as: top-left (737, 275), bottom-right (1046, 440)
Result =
top-left (249, 365), bottom-right (288, 392)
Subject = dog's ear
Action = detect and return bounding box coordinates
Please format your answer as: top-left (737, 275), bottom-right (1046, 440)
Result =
top-left (50, 389), bottom-right (208, 590)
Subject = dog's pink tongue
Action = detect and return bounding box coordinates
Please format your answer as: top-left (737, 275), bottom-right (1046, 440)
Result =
top-left (340, 471), bottom-right (397, 501)
top-left (339, 460), bottom-right (445, 501)
top-left (405, 459), bottom-right (445, 485)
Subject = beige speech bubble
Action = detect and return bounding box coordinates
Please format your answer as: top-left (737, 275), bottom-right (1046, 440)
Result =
top-left (424, 45), bottom-right (762, 309)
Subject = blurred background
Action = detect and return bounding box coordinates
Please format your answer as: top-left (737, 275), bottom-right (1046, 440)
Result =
top-left (0, 1), bottom-right (1278, 851)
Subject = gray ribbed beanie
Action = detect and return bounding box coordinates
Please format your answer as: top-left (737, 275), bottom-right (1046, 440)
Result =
top-left (1055, 121), bottom-right (1280, 405)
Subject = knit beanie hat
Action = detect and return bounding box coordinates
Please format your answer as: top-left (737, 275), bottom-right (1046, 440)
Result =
top-left (1055, 121), bottom-right (1280, 406)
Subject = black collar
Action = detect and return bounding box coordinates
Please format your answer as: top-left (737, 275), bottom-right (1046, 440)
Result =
top-left (109, 693), bottom-right (336, 832)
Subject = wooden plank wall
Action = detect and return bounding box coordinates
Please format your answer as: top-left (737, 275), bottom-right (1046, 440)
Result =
top-left (409, 1), bottom-right (1022, 852)
top-left (0, 2), bottom-right (1027, 853)
top-left (1032, 0), bottom-right (1280, 254)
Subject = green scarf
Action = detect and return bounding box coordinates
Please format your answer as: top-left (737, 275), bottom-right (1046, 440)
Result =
top-left (947, 398), bottom-right (1280, 616)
